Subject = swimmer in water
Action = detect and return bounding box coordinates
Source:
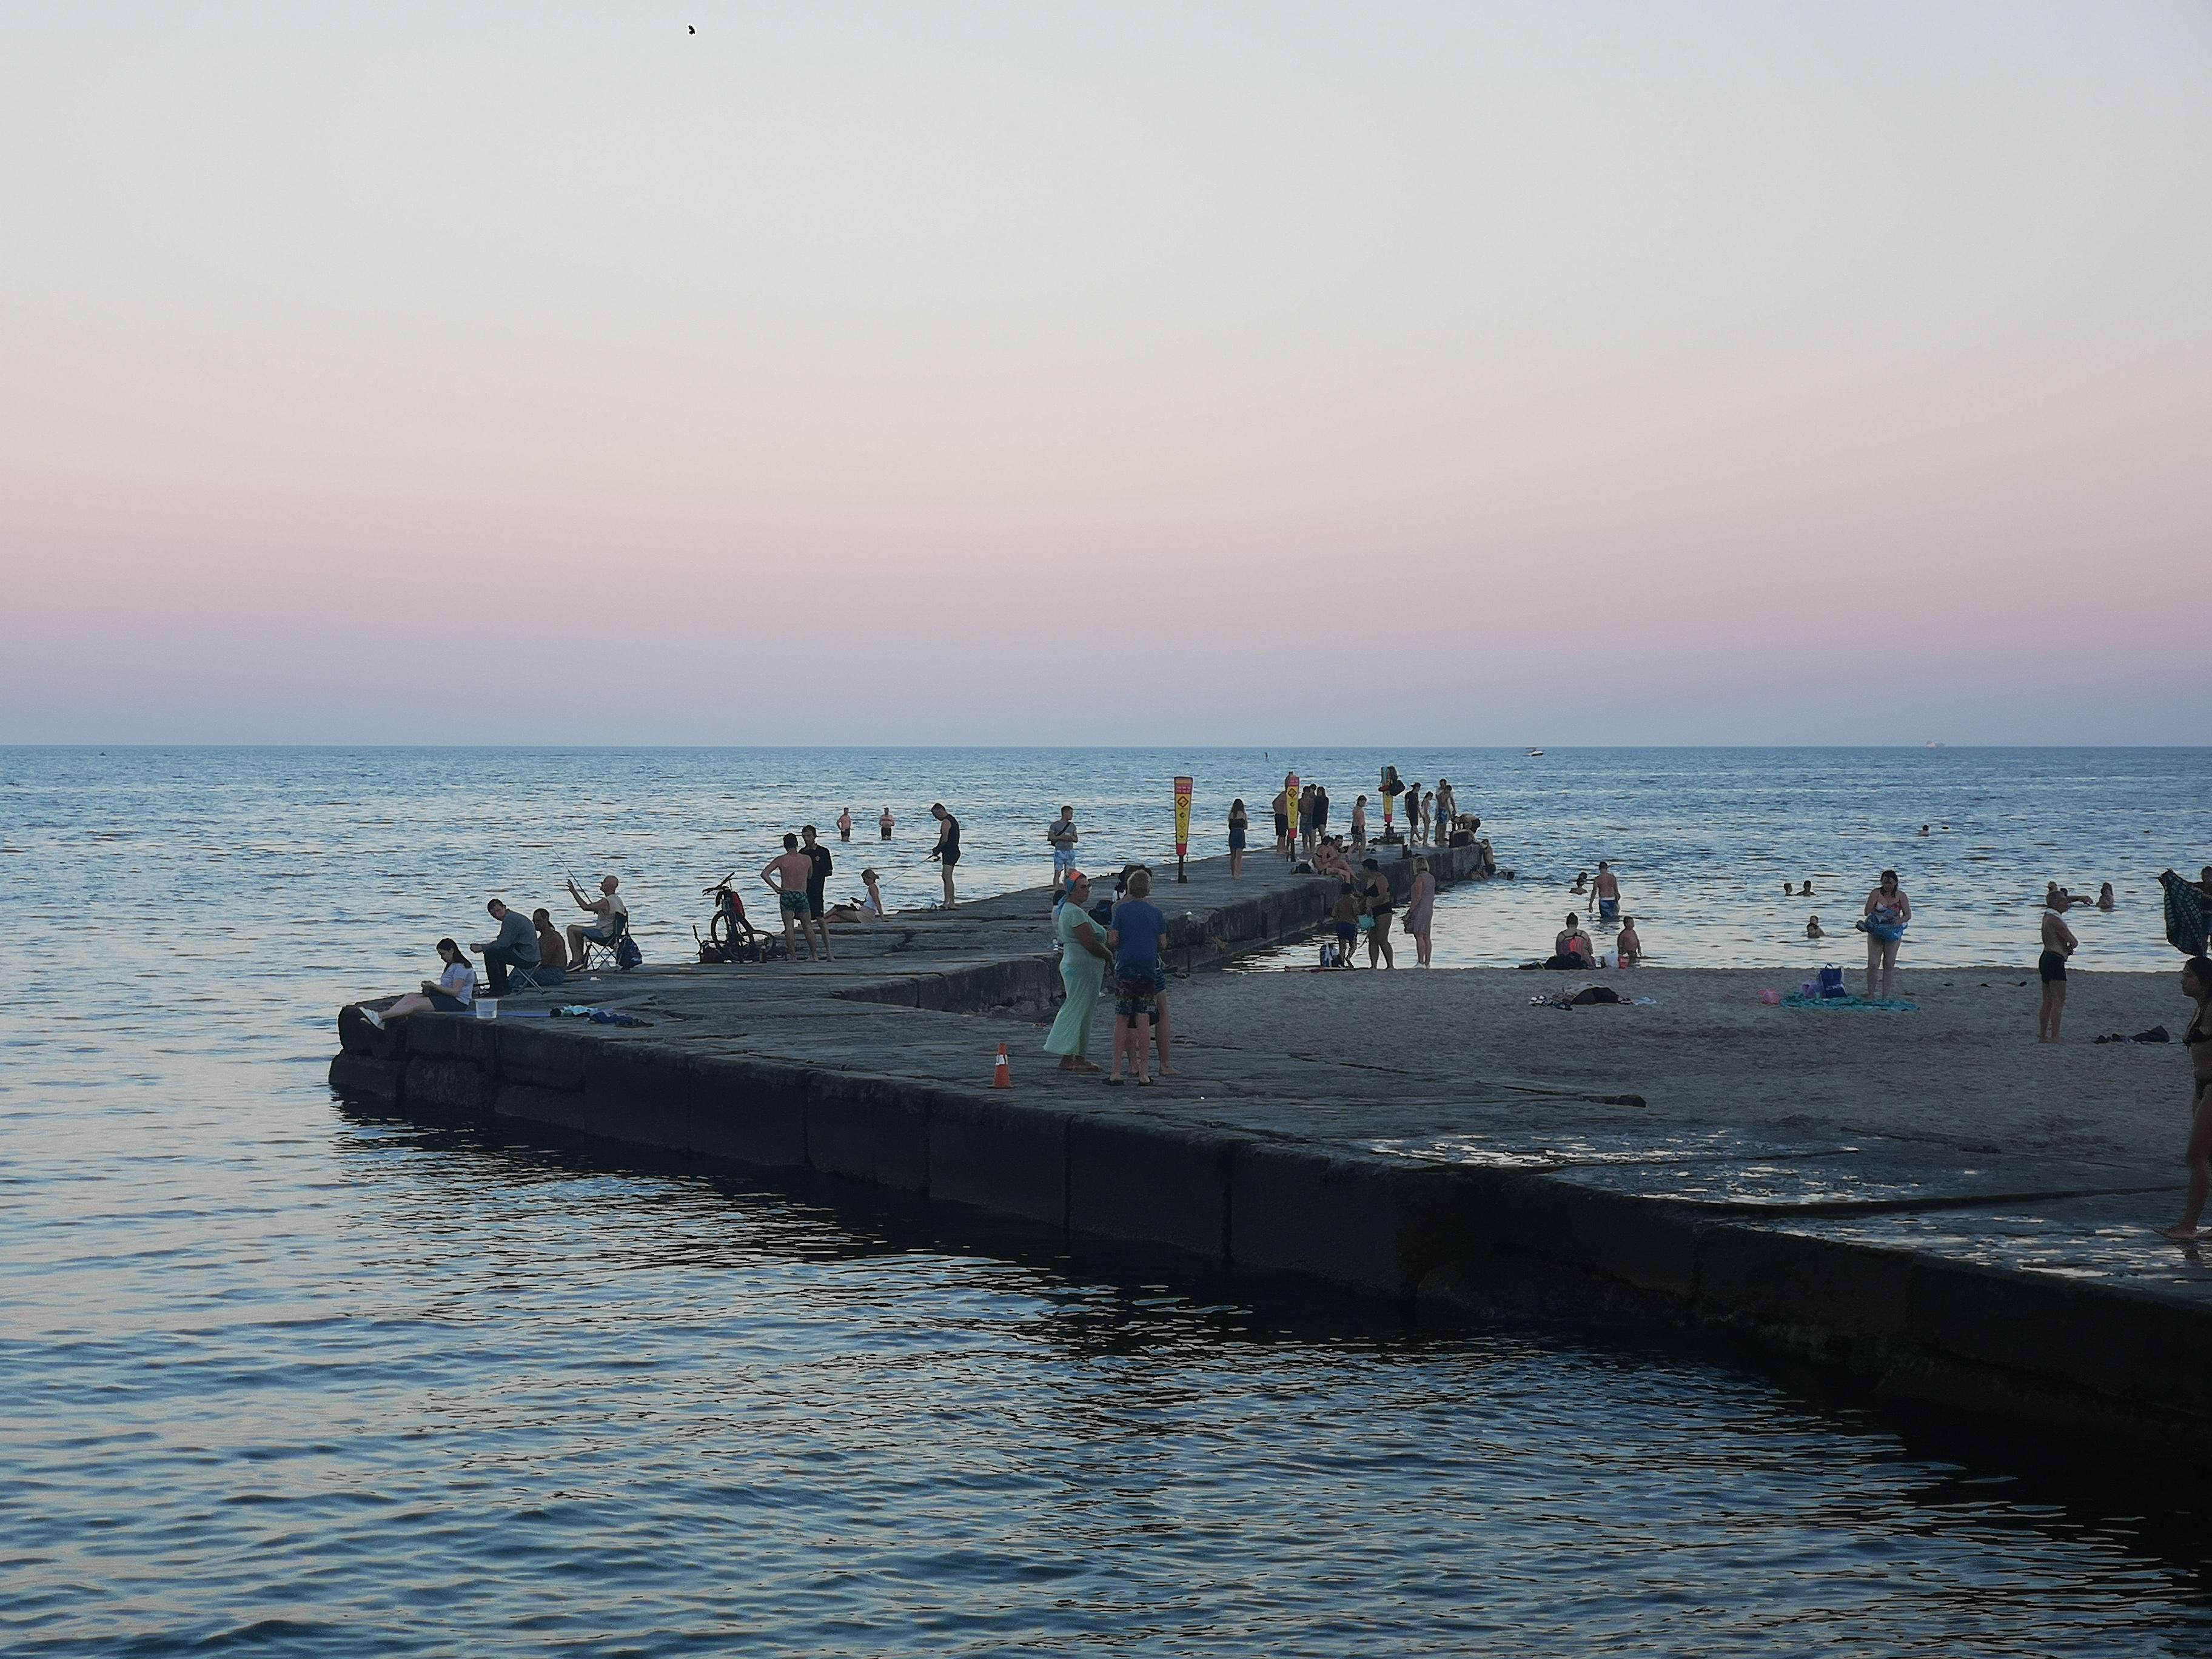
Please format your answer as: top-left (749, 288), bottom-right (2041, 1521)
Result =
top-left (1919, 824), bottom-right (1931, 836)
top-left (1800, 879), bottom-right (1814, 897)
top-left (1784, 882), bottom-right (1794, 897)
top-left (1806, 914), bottom-right (1823, 939)
top-left (1570, 870), bottom-right (1589, 895)
top-left (2096, 882), bottom-right (2115, 911)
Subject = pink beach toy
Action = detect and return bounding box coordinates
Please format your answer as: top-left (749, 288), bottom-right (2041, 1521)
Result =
top-left (1758, 988), bottom-right (1781, 1006)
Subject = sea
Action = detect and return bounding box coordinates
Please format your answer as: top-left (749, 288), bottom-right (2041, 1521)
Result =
top-left (6, 745), bottom-right (2211, 1655)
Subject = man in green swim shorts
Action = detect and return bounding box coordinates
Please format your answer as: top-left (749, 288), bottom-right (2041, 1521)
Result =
top-left (763, 832), bottom-right (823, 963)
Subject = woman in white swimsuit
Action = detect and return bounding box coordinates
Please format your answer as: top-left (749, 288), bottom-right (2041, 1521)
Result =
top-left (1861, 869), bottom-right (1911, 1001)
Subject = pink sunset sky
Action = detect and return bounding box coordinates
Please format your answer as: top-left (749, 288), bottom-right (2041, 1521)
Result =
top-left (4, 2), bottom-right (2208, 745)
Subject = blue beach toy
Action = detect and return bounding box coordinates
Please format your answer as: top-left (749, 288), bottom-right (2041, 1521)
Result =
top-left (1855, 908), bottom-right (1906, 943)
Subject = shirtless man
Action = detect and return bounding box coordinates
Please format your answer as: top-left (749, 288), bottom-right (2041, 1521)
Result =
top-left (2039, 895), bottom-right (2079, 1043)
top-left (762, 833), bottom-right (821, 962)
top-left (1350, 794), bottom-right (1368, 850)
top-left (1433, 779), bottom-right (1456, 839)
top-left (1591, 860), bottom-right (1621, 925)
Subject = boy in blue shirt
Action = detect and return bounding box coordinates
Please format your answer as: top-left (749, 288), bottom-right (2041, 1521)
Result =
top-left (1105, 868), bottom-right (1168, 1085)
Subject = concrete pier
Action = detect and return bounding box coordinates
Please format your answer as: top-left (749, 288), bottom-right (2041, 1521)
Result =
top-left (330, 845), bottom-right (2212, 1463)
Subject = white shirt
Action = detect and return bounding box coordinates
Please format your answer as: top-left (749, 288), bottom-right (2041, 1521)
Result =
top-left (439, 960), bottom-right (477, 1006)
top-left (605, 893), bottom-right (629, 930)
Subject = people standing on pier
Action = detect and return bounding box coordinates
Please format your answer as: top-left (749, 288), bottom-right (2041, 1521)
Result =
top-left (472, 899), bottom-right (540, 996)
top-left (1048, 806), bottom-right (1079, 900)
top-left (1434, 779), bottom-right (1456, 838)
top-left (1312, 784), bottom-right (1330, 848)
top-left (800, 826), bottom-right (835, 962)
top-left (1045, 872), bottom-right (1111, 1072)
top-left (357, 939), bottom-right (475, 1027)
top-left (1227, 799), bottom-right (1248, 879)
top-left (1299, 783), bottom-right (1318, 860)
top-left (1592, 862), bottom-right (1621, 925)
top-left (1350, 794), bottom-right (1367, 850)
top-left (1860, 868), bottom-right (1911, 1000)
top-left (1271, 785), bottom-right (1290, 859)
top-left (763, 833), bottom-right (823, 962)
top-left (1361, 858), bottom-right (1396, 969)
top-left (565, 876), bottom-right (629, 969)
top-left (837, 808), bottom-right (853, 842)
top-left (2160, 956), bottom-right (2212, 1241)
top-left (1403, 858), bottom-right (1436, 967)
top-left (928, 803), bottom-right (960, 908)
top-left (1105, 868), bottom-right (1169, 1085)
top-left (879, 806), bottom-right (894, 840)
top-left (2037, 893), bottom-right (2077, 1043)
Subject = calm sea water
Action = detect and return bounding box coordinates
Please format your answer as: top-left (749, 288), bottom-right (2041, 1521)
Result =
top-left (7, 746), bottom-right (2212, 1654)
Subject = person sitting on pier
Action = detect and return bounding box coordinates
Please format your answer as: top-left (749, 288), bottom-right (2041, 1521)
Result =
top-left (860, 868), bottom-right (887, 919)
top-left (565, 874), bottom-right (629, 966)
top-left (531, 908), bottom-right (568, 984)
top-left (471, 897), bottom-right (540, 997)
top-left (357, 939), bottom-right (475, 1028)
top-left (1312, 838), bottom-right (1352, 882)
top-left (1547, 913), bottom-right (1595, 969)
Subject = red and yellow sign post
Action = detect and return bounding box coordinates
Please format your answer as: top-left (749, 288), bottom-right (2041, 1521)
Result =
top-left (1173, 776), bottom-right (1193, 883)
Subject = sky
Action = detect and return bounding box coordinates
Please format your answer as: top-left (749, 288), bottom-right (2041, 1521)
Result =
top-left (4, 1), bottom-right (2208, 745)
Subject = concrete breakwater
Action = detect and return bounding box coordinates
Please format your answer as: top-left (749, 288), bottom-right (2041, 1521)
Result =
top-left (330, 844), bottom-right (2212, 1463)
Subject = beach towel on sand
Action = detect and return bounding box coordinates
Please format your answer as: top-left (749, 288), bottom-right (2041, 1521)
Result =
top-left (1783, 992), bottom-right (1917, 1012)
top-left (2161, 870), bottom-right (2207, 957)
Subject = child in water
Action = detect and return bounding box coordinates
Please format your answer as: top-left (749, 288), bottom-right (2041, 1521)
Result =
top-left (1806, 914), bottom-right (1823, 939)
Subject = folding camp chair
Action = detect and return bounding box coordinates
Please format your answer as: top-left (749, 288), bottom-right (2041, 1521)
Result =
top-left (576, 910), bottom-right (635, 973)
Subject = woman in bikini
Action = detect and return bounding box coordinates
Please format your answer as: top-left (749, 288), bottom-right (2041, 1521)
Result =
top-left (1861, 869), bottom-right (1911, 1001)
top-left (2160, 956), bottom-right (2212, 1240)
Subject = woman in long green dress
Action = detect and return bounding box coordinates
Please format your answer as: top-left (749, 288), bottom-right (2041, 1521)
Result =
top-left (1045, 873), bottom-right (1112, 1071)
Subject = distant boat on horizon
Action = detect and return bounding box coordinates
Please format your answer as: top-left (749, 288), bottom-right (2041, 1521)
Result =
top-left (1526, 748), bottom-right (1544, 757)
top-left (1926, 740), bottom-right (1945, 749)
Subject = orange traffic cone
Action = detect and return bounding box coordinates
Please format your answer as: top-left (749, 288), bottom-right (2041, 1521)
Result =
top-left (991, 1042), bottom-right (1013, 1089)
